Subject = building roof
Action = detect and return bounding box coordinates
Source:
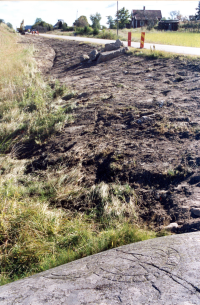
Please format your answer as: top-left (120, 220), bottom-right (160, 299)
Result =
top-left (132, 10), bottom-right (162, 20)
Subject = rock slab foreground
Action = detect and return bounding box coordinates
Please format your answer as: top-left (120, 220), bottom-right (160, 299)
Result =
top-left (0, 232), bottom-right (200, 304)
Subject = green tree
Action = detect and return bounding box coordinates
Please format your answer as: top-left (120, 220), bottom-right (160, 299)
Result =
top-left (196, 1), bottom-right (200, 19)
top-left (90, 13), bottom-right (101, 29)
top-left (35, 18), bottom-right (42, 24)
top-left (0, 19), bottom-right (5, 24)
top-left (6, 22), bottom-right (13, 29)
top-left (32, 20), bottom-right (53, 31)
top-left (106, 16), bottom-right (115, 29)
top-left (73, 16), bottom-right (89, 27)
top-left (115, 7), bottom-right (131, 29)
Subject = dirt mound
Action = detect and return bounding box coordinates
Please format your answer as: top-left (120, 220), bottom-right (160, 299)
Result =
top-left (19, 35), bottom-right (200, 232)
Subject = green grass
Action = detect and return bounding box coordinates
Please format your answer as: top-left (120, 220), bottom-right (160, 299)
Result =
top-left (0, 31), bottom-right (74, 153)
top-left (135, 31), bottom-right (200, 48)
top-left (108, 28), bottom-right (200, 48)
top-left (0, 176), bottom-right (165, 285)
top-left (126, 46), bottom-right (200, 61)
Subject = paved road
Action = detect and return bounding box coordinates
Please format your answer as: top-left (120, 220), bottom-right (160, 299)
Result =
top-left (40, 33), bottom-right (200, 57)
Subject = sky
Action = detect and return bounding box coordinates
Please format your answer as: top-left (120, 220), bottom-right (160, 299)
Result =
top-left (0, 1), bottom-right (199, 30)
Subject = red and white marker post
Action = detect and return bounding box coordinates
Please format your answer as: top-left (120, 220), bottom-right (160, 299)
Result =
top-left (140, 32), bottom-right (145, 49)
top-left (128, 32), bottom-right (131, 47)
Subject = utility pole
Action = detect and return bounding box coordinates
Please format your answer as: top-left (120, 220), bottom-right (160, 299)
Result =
top-left (117, 1), bottom-right (119, 36)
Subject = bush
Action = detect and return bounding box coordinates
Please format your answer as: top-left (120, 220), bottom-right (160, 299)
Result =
top-left (93, 28), bottom-right (99, 35)
top-left (75, 26), bottom-right (93, 36)
top-left (61, 26), bottom-right (74, 32)
top-left (84, 26), bottom-right (93, 34)
top-left (75, 27), bottom-right (85, 35)
top-left (97, 29), bottom-right (118, 40)
top-left (62, 23), bottom-right (68, 31)
top-left (67, 26), bottom-right (74, 31)
top-left (179, 21), bottom-right (200, 32)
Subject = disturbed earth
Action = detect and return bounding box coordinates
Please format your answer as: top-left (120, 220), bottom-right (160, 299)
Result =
top-left (19, 35), bottom-right (200, 233)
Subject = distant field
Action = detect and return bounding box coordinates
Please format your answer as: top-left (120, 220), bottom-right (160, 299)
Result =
top-left (110, 29), bottom-right (200, 48)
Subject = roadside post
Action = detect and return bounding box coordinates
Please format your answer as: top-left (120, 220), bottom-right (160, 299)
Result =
top-left (140, 32), bottom-right (145, 48)
top-left (128, 32), bottom-right (131, 47)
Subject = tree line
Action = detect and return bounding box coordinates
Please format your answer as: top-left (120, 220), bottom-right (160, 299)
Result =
top-left (72, 7), bottom-right (130, 30)
top-left (2, 2), bottom-right (200, 34)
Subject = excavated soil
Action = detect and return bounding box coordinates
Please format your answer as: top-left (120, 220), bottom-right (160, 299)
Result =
top-left (18, 35), bottom-right (200, 233)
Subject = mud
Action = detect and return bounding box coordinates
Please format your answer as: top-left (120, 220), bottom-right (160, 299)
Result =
top-left (19, 36), bottom-right (200, 233)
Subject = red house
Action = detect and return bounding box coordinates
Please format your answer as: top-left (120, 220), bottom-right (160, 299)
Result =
top-left (131, 7), bottom-right (162, 28)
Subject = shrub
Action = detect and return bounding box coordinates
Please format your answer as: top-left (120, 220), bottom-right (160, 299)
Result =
top-left (97, 29), bottom-right (118, 40)
top-left (93, 28), bottom-right (99, 35)
top-left (62, 23), bottom-right (68, 31)
top-left (67, 26), bottom-right (74, 31)
top-left (75, 27), bottom-right (85, 35)
top-left (75, 26), bottom-right (94, 36)
top-left (84, 26), bottom-right (93, 34)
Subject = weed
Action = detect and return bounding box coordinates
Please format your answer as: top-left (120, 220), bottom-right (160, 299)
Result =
top-left (167, 169), bottom-right (176, 177)
top-left (52, 81), bottom-right (67, 98)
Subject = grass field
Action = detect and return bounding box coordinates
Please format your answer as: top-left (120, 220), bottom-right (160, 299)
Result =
top-left (108, 28), bottom-right (200, 48)
top-left (0, 24), bottom-right (167, 286)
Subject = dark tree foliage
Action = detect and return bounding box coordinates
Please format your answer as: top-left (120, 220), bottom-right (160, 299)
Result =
top-left (35, 18), bottom-right (42, 24)
top-left (196, 1), bottom-right (200, 19)
top-left (6, 22), bottom-right (13, 29)
top-left (32, 20), bottom-right (53, 31)
top-left (106, 16), bottom-right (116, 29)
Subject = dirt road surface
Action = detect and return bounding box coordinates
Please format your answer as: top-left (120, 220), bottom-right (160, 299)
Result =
top-left (20, 35), bottom-right (200, 233)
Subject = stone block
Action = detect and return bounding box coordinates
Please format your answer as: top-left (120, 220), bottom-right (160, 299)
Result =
top-left (89, 49), bottom-right (99, 61)
top-left (97, 48), bottom-right (126, 64)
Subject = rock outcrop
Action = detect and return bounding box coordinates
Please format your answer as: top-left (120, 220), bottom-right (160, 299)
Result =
top-left (1, 232), bottom-right (200, 304)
